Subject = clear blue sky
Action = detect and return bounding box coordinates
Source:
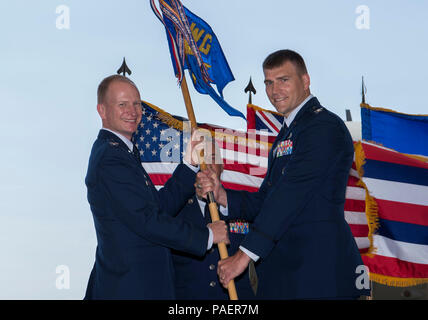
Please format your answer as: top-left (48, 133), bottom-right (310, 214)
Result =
top-left (1, 0), bottom-right (427, 299)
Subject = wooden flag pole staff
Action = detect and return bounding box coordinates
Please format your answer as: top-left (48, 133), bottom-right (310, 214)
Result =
top-left (180, 75), bottom-right (239, 301)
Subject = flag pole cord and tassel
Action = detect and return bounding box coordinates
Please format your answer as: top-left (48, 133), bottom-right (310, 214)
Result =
top-left (151, 0), bottom-right (238, 299)
top-left (180, 75), bottom-right (239, 301)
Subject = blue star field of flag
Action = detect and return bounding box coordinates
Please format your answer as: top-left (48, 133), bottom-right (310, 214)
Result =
top-left (132, 102), bottom-right (190, 164)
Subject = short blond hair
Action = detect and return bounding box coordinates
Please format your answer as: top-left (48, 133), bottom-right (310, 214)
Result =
top-left (97, 75), bottom-right (139, 104)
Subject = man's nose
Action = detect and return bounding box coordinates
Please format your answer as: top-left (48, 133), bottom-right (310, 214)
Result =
top-left (125, 104), bottom-right (138, 115)
top-left (271, 82), bottom-right (281, 95)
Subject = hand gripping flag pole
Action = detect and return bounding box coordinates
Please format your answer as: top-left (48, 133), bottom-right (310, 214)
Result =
top-left (150, 0), bottom-right (238, 300)
top-left (181, 73), bottom-right (239, 301)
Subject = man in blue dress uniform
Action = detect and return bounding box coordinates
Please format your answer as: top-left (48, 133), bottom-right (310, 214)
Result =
top-left (171, 151), bottom-right (255, 300)
top-left (197, 50), bottom-right (370, 299)
top-left (84, 75), bottom-right (229, 299)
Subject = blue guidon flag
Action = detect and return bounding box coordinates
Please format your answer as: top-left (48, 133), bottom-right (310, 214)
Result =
top-left (150, 0), bottom-right (245, 120)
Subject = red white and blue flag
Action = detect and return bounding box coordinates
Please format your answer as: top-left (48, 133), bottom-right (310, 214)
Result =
top-left (247, 103), bottom-right (428, 286)
top-left (134, 101), bottom-right (428, 286)
top-left (356, 141), bottom-right (428, 286)
top-left (134, 101), bottom-right (269, 194)
top-left (134, 101), bottom-right (371, 252)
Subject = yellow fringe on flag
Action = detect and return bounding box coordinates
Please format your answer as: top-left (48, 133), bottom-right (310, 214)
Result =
top-left (354, 141), bottom-right (379, 257)
top-left (369, 273), bottom-right (428, 288)
top-left (247, 103), bottom-right (283, 116)
top-left (141, 100), bottom-right (272, 150)
top-left (142, 100), bottom-right (184, 131)
top-left (355, 141), bottom-right (428, 287)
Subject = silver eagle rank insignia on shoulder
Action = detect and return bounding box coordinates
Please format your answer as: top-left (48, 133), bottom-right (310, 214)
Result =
top-left (109, 141), bottom-right (119, 147)
top-left (313, 107), bottom-right (324, 114)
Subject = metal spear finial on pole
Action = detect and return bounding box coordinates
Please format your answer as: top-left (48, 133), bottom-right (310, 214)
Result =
top-left (346, 109), bottom-right (353, 122)
top-left (361, 76), bottom-right (367, 104)
top-left (117, 57), bottom-right (132, 77)
top-left (244, 77), bottom-right (257, 104)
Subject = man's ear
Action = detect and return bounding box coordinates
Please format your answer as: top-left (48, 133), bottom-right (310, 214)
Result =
top-left (97, 103), bottom-right (106, 120)
top-left (302, 73), bottom-right (310, 91)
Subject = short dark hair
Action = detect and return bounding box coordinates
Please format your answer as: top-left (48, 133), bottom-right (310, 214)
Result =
top-left (97, 75), bottom-right (139, 104)
top-left (262, 49), bottom-right (308, 75)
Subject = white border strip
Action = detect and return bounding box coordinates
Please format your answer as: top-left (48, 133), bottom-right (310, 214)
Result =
top-left (373, 234), bottom-right (428, 264)
top-left (363, 177), bottom-right (428, 206)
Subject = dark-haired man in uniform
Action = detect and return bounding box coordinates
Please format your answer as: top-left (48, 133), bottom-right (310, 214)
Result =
top-left (197, 50), bottom-right (370, 299)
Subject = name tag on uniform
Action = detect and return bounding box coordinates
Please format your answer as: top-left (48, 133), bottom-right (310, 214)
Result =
top-left (275, 139), bottom-right (293, 158)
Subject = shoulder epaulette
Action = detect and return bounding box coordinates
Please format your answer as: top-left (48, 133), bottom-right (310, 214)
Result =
top-left (312, 106), bottom-right (324, 114)
top-left (108, 140), bottom-right (119, 147)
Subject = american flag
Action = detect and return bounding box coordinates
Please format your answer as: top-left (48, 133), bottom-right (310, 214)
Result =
top-left (133, 101), bottom-right (373, 255)
top-left (134, 101), bottom-right (271, 193)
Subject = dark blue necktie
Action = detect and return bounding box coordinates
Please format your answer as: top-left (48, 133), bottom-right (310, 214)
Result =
top-left (132, 144), bottom-right (140, 162)
top-left (272, 124), bottom-right (288, 157)
top-left (204, 201), bottom-right (212, 224)
top-left (277, 123), bottom-right (288, 141)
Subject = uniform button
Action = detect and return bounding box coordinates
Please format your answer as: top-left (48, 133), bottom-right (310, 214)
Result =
top-left (188, 198), bottom-right (194, 204)
top-left (209, 264), bottom-right (215, 271)
top-left (282, 167), bottom-right (286, 175)
top-left (208, 248), bottom-right (215, 254)
top-left (267, 181), bottom-right (272, 187)
top-left (209, 281), bottom-right (216, 287)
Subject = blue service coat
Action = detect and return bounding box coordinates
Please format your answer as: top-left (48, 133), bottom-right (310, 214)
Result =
top-left (226, 97), bottom-right (370, 299)
top-left (84, 129), bottom-right (208, 300)
top-left (171, 196), bottom-right (255, 300)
